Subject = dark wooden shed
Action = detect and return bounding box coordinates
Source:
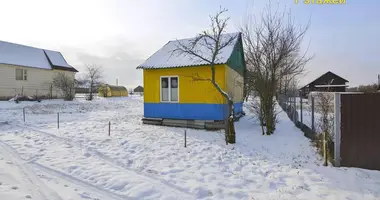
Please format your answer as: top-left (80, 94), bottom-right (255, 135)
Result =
top-left (133, 86), bottom-right (144, 93)
top-left (299, 71), bottom-right (349, 98)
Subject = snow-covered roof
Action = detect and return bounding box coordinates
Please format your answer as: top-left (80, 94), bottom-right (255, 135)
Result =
top-left (44, 49), bottom-right (72, 68)
top-left (137, 32), bottom-right (240, 69)
top-left (300, 71), bottom-right (349, 89)
top-left (0, 40), bottom-right (77, 72)
top-left (314, 84), bottom-right (349, 88)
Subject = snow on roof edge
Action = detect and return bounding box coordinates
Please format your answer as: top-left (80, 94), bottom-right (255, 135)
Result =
top-left (0, 40), bottom-right (76, 72)
top-left (136, 61), bottom-right (228, 69)
top-left (137, 32), bottom-right (241, 70)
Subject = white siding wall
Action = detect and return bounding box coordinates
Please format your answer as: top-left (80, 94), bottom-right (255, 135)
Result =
top-left (0, 64), bottom-right (75, 99)
top-left (226, 66), bottom-right (244, 103)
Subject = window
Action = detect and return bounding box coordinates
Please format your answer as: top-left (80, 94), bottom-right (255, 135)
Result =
top-left (15, 69), bottom-right (27, 80)
top-left (160, 76), bottom-right (178, 102)
top-left (24, 69), bottom-right (27, 80)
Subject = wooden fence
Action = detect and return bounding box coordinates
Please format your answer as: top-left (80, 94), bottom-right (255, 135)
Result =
top-left (335, 93), bottom-right (380, 170)
top-left (280, 92), bottom-right (380, 170)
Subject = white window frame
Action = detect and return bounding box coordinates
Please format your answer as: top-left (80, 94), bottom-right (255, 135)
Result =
top-left (15, 69), bottom-right (27, 81)
top-left (24, 69), bottom-right (27, 80)
top-left (160, 76), bottom-right (179, 103)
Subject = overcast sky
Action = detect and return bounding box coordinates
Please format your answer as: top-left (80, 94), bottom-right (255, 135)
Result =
top-left (0, 0), bottom-right (379, 88)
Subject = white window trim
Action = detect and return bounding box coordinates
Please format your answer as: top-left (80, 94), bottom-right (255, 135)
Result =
top-left (23, 69), bottom-right (27, 80)
top-left (160, 76), bottom-right (179, 103)
top-left (15, 69), bottom-right (27, 81)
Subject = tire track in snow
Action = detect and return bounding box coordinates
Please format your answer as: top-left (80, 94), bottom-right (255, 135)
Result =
top-left (1, 132), bottom-right (132, 200)
top-left (15, 123), bottom-right (194, 199)
top-left (0, 140), bottom-right (63, 200)
top-left (31, 161), bottom-right (133, 200)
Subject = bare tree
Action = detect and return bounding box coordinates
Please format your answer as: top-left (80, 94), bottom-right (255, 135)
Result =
top-left (52, 72), bottom-right (75, 101)
top-left (241, 3), bottom-right (312, 135)
top-left (84, 64), bottom-right (103, 101)
top-left (75, 77), bottom-right (87, 88)
top-left (173, 7), bottom-right (237, 144)
top-left (280, 74), bottom-right (298, 96)
top-left (243, 70), bottom-right (255, 102)
top-left (245, 92), bottom-right (266, 134)
top-left (316, 91), bottom-right (334, 166)
top-left (312, 80), bottom-right (334, 166)
top-left (288, 77), bottom-right (299, 97)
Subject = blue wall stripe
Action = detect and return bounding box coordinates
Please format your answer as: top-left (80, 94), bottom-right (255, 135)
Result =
top-left (144, 102), bottom-right (244, 121)
top-left (234, 102), bottom-right (243, 114)
top-left (144, 103), bottom-right (226, 120)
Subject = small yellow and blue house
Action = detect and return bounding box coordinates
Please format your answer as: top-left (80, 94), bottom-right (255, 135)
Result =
top-left (137, 32), bottom-right (246, 129)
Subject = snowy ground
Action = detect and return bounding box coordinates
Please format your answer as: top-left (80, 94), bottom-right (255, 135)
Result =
top-left (1, 96), bottom-right (380, 200)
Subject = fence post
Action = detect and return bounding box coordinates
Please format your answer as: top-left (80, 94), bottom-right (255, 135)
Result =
top-left (311, 96), bottom-right (315, 132)
top-left (334, 93), bottom-right (341, 167)
top-left (323, 131), bottom-right (328, 166)
top-left (184, 130), bottom-right (187, 147)
top-left (57, 112), bottom-right (59, 129)
top-left (109, 121), bottom-right (111, 136)
top-left (300, 95), bottom-right (303, 124)
top-left (21, 86), bottom-right (24, 96)
top-left (50, 85), bottom-right (53, 99)
top-left (23, 107), bottom-right (25, 122)
top-left (293, 96), bottom-right (297, 122)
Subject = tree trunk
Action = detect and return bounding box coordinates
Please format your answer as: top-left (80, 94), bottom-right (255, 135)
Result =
top-left (263, 93), bottom-right (275, 135)
top-left (89, 81), bottom-right (94, 101)
top-left (260, 105), bottom-right (265, 135)
top-left (323, 131), bottom-right (328, 166)
top-left (209, 66), bottom-right (236, 144)
top-left (226, 99), bottom-right (236, 144)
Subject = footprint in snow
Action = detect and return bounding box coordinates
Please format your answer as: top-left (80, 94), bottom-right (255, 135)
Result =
top-left (25, 195), bottom-right (32, 199)
top-left (11, 186), bottom-right (18, 190)
top-left (127, 160), bottom-right (133, 165)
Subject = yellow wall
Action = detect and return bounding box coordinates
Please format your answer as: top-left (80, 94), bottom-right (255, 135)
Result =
top-left (98, 85), bottom-right (112, 97)
top-left (226, 66), bottom-right (244, 103)
top-left (111, 89), bottom-right (128, 97)
top-left (143, 65), bottom-right (226, 104)
top-left (98, 85), bottom-right (129, 97)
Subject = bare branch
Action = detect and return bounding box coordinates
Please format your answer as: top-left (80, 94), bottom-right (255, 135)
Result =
top-left (52, 73), bottom-right (75, 101)
top-left (84, 64), bottom-right (103, 101)
top-left (241, 2), bottom-right (312, 135)
top-left (172, 6), bottom-right (238, 143)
